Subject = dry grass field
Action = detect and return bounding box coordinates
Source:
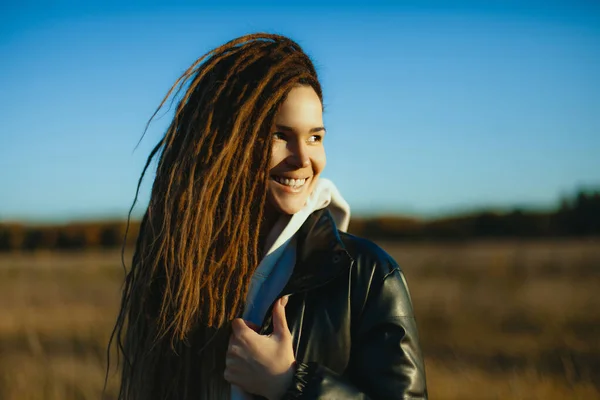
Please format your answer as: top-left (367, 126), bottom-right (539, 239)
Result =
top-left (0, 239), bottom-right (599, 399)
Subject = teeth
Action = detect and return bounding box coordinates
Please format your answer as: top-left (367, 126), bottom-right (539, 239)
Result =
top-left (274, 176), bottom-right (307, 188)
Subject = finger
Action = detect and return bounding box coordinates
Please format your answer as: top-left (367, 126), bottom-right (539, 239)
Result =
top-left (231, 318), bottom-right (250, 336)
top-left (224, 367), bottom-right (240, 385)
top-left (224, 372), bottom-right (245, 389)
top-left (228, 334), bottom-right (257, 358)
top-left (224, 365), bottom-right (248, 387)
top-left (226, 342), bottom-right (242, 357)
top-left (225, 353), bottom-right (244, 369)
top-left (233, 319), bottom-right (262, 345)
top-left (272, 297), bottom-right (290, 339)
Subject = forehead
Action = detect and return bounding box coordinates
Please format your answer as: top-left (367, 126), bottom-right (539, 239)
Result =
top-left (275, 86), bottom-right (323, 126)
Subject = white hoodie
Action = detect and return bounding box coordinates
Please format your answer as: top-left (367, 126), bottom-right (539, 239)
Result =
top-left (231, 178), bottom-right (350, 400)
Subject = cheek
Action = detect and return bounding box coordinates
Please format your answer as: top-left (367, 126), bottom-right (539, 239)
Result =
top-left (313, 149), bottom-right (326, 174)
top-left (270, 142), bottom-right (285, 170)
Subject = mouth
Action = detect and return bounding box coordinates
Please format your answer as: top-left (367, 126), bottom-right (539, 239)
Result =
top-left (270, 175), bottom-right (311, 191)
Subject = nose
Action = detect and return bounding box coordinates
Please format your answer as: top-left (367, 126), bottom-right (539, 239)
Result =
top-left (286, 141), bottom-right (310, 169)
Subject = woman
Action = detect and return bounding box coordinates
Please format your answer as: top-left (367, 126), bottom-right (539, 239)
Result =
top-left (111, 33), bottom-right (427, 399)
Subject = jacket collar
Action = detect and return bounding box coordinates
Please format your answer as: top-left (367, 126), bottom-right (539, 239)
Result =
top-left (280, 208), bottom-right (354, 295)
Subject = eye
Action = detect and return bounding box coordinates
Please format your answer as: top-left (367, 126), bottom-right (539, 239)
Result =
top-left (273, 132), bottom-right (286, 140)
top-left (308, 135), bottom-right (323, 143)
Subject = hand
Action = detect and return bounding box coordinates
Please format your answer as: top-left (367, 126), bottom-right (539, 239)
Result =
top-left (225, 296), bottom-right (295, 400)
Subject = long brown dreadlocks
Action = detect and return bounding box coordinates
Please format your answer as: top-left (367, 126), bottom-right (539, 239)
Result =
top-left (108, 33), bottom-right (323, 399)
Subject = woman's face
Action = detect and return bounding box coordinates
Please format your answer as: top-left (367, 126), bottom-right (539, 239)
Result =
top-left (267, 85), bottom-right (326, 215)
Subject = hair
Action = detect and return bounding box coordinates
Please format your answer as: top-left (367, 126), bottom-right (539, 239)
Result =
top-left (107, 33), bottom-right (322, 399)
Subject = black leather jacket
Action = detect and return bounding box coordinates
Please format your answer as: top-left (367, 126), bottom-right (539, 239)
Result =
top-left (257, 208), bottom-right (428, 399)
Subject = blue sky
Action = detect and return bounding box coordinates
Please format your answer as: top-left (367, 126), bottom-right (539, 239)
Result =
top-left (1, 1), bottom-right (599, 221)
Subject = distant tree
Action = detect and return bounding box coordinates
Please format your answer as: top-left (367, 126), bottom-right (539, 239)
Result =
top-left (0, 225), bottom-right (10, 251)
top-left (57, 226), bottom-right (86, 249)
top-left (100, 224), bottom-right (123, 248)
top-left (572, 190), bottom-right (600, 235)
top-left (22, 227), bottom-right (59, 250)
top-left (7, 224), bottom-right (26, 250)
top-left (23, 229), bottom-right (44, 250)
top-left (554, 189), bottom-right (600, 236)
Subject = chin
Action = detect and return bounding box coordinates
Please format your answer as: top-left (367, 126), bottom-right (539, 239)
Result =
top-left (269, 194), bottom-right (308, 216)
top-left (274, 201), bottom-right (305, 215)
top-left (267, 180), bottom-right (312, 215)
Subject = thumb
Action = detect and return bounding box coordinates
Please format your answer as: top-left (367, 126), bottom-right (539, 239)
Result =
top-left (272, 296), bottom-right (290, 339)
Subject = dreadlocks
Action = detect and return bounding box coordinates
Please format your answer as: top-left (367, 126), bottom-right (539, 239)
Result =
top-left (109, 33), bottom-right (323, 399)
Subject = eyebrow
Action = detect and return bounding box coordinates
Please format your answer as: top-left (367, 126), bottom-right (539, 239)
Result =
top-left (275, 124), bottom-right (326, 134)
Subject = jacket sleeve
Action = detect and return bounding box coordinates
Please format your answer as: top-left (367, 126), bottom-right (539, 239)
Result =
top-left (282, 263), bottom-right (428, 399)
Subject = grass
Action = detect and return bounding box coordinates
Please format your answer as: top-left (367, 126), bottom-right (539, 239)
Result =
top-left (1, 239), bottom-right (599, 399)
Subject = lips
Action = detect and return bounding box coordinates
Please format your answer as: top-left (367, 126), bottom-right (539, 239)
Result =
top-left (272, 176), bottom-right (307, 187)
top-left (271, 175), bottom-right (311, 192)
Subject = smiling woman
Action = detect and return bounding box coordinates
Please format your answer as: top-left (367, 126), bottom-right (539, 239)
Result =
top-left (109, 33), bottom-right (427, 400)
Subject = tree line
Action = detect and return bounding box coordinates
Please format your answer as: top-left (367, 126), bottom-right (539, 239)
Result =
top-left (0, 221), bottom-right (140, 252)
top-left (350, 189), bottom-right (600, 241)
top-left (1, 189), bottom-right (598, 252)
